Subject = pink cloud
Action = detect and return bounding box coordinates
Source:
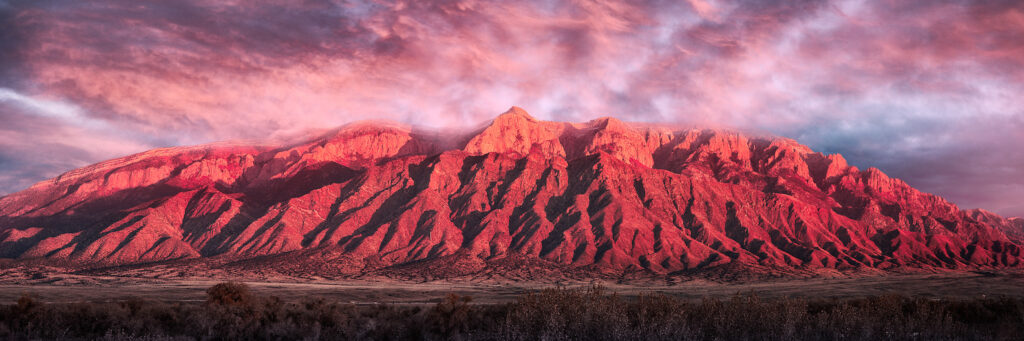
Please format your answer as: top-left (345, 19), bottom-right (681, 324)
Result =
top-left (0, 0), bottom-right (1022, 217)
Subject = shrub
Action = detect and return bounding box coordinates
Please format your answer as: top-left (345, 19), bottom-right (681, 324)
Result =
top-left (427, 293), bottom-right (473, 337)
top-left (205, 281), bottom-right (253, 307)
top-left (0, 284), bottom-right (1021, 340)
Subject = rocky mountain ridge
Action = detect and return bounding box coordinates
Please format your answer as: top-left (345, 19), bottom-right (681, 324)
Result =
top-left (0, 107), bottom-right (1020, 278)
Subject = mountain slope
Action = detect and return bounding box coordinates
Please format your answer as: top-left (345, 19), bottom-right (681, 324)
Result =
top-left (0, 107), bottom-right (1020, 277)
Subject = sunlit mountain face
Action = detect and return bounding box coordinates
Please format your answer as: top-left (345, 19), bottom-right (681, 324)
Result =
top-left (0, 0), bottom-right (1022, 219)
top-left (0, 108), bottom-right (1020, 276)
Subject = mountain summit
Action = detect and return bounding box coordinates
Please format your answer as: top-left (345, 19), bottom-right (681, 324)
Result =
top-left (0, 108), bottom-right (1020, 278)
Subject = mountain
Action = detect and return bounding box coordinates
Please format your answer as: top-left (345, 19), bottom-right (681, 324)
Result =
top-left (967, 209), bottom-right (1024, 240)
top-left (0, 107), bottom-right (1020, 278)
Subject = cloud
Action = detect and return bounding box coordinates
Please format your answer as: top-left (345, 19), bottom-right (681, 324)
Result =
top-left (0, 0), bottom-right (1022, 217)
top-left (0, 98), bottom-right (155, 194)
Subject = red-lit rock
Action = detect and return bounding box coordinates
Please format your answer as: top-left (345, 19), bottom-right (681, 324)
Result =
top-left (0, 107), bottom-right (1020, 277)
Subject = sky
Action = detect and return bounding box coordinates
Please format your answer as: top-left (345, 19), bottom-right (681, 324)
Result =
top-left (0, 0), bottom-right (1021, 217)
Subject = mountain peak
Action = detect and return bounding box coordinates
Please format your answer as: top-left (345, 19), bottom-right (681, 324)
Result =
top-left (497, 106), bottom-right (536, 121)
top-left (968, 208), bottom-right (998, 216)
top-left (593, 116), bottom-right (628, 130)
top-left (463, 107), bottom-right (564, 158)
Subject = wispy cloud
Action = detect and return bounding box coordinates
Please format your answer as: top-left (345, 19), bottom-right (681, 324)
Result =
top-left (0, 93), bottom-right (154, 194)
top-left (0, 0), bottom-right (1021, 216)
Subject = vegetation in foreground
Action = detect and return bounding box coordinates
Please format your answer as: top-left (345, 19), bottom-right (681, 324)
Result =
top-left (0, 282), bottom-right (1021, 340)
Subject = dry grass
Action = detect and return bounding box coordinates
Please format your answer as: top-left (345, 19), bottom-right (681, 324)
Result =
top-left (0, 283), bottom-right (1021, 340)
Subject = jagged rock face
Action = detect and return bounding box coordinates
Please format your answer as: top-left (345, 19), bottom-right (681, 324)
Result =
top-left (0, 107), bottom-right (1021, 275)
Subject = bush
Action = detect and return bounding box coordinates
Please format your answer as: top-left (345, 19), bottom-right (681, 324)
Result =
top-left (0, 284), bottom-right (1021, 340)
top-left (205, 281), bottom-right (253, 307)
top-left (427, 293), bottom-right (473, 337)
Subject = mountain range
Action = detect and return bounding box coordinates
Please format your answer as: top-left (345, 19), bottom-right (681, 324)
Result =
top-left (0, 107), bottom-right (1020, 279)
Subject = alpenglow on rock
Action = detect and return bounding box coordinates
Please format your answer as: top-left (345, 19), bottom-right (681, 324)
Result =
top-left (0, 107), bottom-right (1020, 277)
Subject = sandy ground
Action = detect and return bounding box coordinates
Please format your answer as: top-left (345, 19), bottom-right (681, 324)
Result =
top-left (0, 271), bottom-right (1020, 304)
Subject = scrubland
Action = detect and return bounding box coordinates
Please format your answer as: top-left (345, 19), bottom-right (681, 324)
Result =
top-left (1, 281), bottom-right (1022, 340)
